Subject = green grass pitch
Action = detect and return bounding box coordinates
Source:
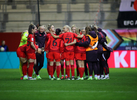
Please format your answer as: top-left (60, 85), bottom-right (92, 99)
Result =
top-left (0, 68), bottom-right (137, 100)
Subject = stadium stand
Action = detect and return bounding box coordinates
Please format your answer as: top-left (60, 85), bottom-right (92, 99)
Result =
top-left (0, 0), bottom-right (120, 32)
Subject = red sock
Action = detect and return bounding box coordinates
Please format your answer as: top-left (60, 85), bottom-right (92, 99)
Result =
top-left (79, 67), bottom-right (85, 78)
top-left (66, 65), bottom-right (70, 78)
top-left (71, 65), bottom-right (75, 77)
top-left (61, 65), bottom-right (64, 75)
top-left (47, 62), bottom-right (50, 75)
top-left (28, 62), bottom-right (34, 77)
top-left (53, 62), bottom-right (56, 74)
top-left (22, 62), bottom-right (27, 76)
top-left (56, 66), bottom-right (60, 78)
top-left (49, 65), bottom-right (53, 77)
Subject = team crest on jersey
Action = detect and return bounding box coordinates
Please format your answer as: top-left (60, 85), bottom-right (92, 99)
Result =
top-left (25, 33), bottom-right (28, 37)
top-left (32, 38), bottom-right (34, 41)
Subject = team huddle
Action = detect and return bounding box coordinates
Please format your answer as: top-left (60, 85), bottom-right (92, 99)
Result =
top-left (16, 24), bottom-right (112, 80)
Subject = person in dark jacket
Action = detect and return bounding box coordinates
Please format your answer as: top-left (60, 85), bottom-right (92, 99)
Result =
top-left (76, 25), bottom-right (112, 80)
top-left (76, 28), bottom-right (99, 80)
top-left (33, 25), bottom-right (46, 79)
top-left (98, 27), bottom-right (111, 79)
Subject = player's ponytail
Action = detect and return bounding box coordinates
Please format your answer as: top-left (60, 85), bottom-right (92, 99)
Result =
top-left (85, 26), bottom-right (91, 34)
top-left (48, 24), bottom-right (53, 31)
top-left (71, 24), bottom-right (76, 29)
top-left (93, 25), bottom-right (99, 33)
top-left (75, 28), bottom-right (80, 35)
top-left (90, 25), bottom-right (95, 31)
top-left (89, 24), bottom-right (98, 33)
top-left (28, 24), bottom-right (35, 34)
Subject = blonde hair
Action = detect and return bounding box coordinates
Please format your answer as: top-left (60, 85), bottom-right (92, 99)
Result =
top-left (71, 24), bottom-right (76, 29)
top-left (75, 28), bottom-right (80, 35)
top-left (38, 25), bottom-right (46, 30)
top-left (64, 25), bottom-right (71, 32)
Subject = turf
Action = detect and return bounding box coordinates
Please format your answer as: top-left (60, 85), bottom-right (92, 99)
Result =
top-left (0, 68), bottom-right (137, 100)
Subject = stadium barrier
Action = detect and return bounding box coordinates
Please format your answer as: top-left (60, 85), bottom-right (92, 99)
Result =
top-left (0, 50), bottom-right (136, 69)
top-left (108, 50), bottom-right (137, 68)
top-left (0, 52), bottom-right (47, 69)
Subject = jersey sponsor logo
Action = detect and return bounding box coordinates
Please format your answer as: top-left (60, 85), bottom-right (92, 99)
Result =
top-left (66, 34), bottom-right (72, 37)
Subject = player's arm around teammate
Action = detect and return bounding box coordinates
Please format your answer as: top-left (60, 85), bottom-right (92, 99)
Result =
top-left (56, 28), bottom-right (66, 79)
top-left (76, 27), bottom-right (99, 80)
top-left (17, 44), bottom-right (41, 80)
top-left (47, 29), bottom-right (62, 80)
top-left (65, 28), bottom-right (87, 80)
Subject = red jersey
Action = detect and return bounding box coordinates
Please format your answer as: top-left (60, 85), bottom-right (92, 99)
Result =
top-left (60, 40), bottom-right (64, 53)
top-left (26, 34), bottom-right (35, 53)
top-left (59, 32), bottom-right (78, 52)
top-left (47, 34), bottom-right (62, 53)
top-left (20, 44), bottom-right (27, 53)
top-left (45, 33), bottom-right (50, 51)
top-left (45, 32), bottom-right (56, 51)
top-left (75, 35), bottom-right (86, 53)
top-left (80, 32), bottom-right (82, 35)
top-left (46, 32), bottom-right (51, 40)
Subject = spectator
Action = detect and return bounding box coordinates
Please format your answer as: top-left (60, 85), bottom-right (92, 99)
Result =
top-left (0, 40), bottom-right (9, 51)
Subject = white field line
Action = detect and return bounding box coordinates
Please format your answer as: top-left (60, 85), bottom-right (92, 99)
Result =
top-left (0, 90), bottom-right (136, 93)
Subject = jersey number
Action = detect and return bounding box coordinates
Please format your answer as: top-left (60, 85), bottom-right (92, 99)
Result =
top-left (93, 42), bottom-right (96, 46)
top-left (78, 38), bottom-right (84, 42)
top-left (65, 38), bottom-right (72, 43)
top-left (52, 39), bottom-right (57, 46)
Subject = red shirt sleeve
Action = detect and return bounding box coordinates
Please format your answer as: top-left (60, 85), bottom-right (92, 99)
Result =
top-left (46, 34), bottom-right (50, 40)
top-left (60, 40), bottom-right (64, 53)
top-left (34, 44), bottom-right (38, 49)
top-left (45, 34), bottom-right (50, 50)
top-left (73, 33), bottom-right (78, 38)
top-left (30, 34), bottom-right (34, 42)
top-left (45, 36), bottom-right (50, 51)
top-left (59, 33), bottom-right (64, 39)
